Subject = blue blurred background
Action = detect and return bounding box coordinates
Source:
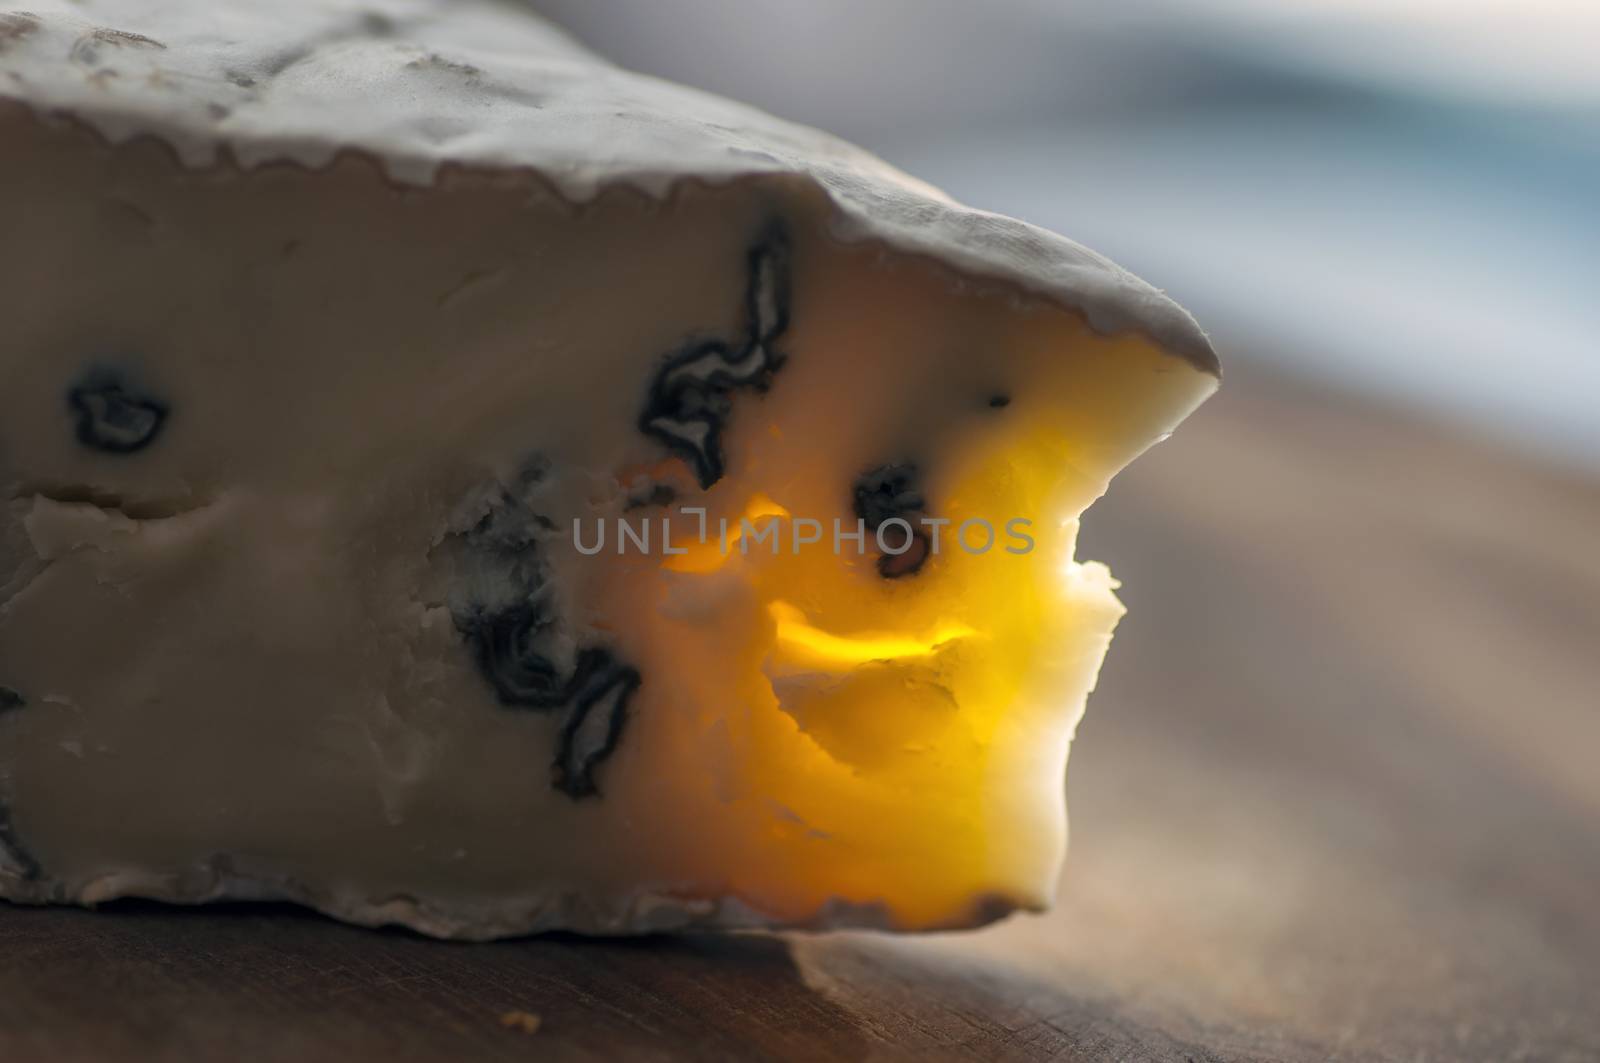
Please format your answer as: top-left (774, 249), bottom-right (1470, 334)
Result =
top-left (534, 0), bottom-right (1600, 468)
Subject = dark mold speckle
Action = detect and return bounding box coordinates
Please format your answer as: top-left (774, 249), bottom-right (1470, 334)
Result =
top-left (854, 464), bottom-right (923, 530)
top-left (639, 222), bottom-right (792, 489)
top-left (0, 687), bottom-right (23, 713)
top-left (449, 468), bottom-right (640, 799)
top-left (460, 603), bottom-right (571, 708)
top-left (854, 463), bottom-right (931, 579)
top-left (988, 394), bottom-right (1011, 409)
top-left (68, 373), bottom-right (168, 454)
top-left (553, 658), bottom-right (641, 799)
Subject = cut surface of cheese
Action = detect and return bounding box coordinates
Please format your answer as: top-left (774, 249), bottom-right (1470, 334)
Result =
top-left (0, 0), bottom-right (1218, 937)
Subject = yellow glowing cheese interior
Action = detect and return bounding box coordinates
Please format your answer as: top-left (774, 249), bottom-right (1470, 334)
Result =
top-left (575, 318), bottom-right (1207, 928)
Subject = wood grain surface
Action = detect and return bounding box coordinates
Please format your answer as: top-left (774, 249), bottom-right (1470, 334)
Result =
top-left (3, 361), bottom-right (1597, 1062)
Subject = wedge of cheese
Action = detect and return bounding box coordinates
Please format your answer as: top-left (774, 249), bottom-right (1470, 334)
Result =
top-left (0, 0), bottom-right (1218, 937)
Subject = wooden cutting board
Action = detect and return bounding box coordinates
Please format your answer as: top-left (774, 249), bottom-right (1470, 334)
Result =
top-left (3, 360), bottom-right (1597, 1062)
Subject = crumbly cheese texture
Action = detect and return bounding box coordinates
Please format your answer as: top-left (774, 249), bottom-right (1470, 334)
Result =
top-left (0, 0), bottom-right (1218, 937)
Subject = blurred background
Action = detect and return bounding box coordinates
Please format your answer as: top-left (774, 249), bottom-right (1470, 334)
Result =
top-left (536, 0), bottom-right (1600, 469)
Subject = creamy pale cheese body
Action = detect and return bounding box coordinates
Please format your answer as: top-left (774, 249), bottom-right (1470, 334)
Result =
top-left (0, 0), bottom-right (1217, 937)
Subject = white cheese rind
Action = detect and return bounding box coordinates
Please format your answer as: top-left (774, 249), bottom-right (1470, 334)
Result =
top-left (0, 0), bottom-right (1216, 375)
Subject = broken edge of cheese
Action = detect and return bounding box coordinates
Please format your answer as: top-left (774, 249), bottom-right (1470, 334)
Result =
top-left (0, 0), bottom-right (1219, 938)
